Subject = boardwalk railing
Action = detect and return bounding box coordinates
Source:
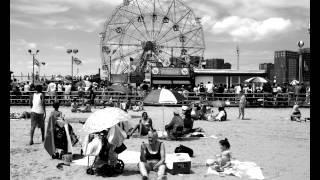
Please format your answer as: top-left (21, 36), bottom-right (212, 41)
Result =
top-left (10, 91), bottom-right (310, 107)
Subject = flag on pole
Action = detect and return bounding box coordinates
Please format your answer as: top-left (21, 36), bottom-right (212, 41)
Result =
top-left (73, 57), bottom-right (82, 65)
top-left (34, 59), bottom-right (40, 66)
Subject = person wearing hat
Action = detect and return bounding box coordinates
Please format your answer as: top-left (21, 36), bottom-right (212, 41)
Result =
top-left (181, 105), bottom-right (194, 134)
top-left (165, 111), bottom-right (184, 140)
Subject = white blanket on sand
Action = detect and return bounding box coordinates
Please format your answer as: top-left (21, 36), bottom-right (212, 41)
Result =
top-left (72, 150), bottom-right (181, 169)
top-left (206, 160), bottom-right (264, 180)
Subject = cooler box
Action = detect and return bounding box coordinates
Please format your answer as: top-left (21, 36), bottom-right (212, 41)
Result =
top-left (166, 153), bottom-right (191, 174)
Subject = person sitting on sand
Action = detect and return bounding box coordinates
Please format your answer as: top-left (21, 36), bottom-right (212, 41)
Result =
top-left (71, 98), bottom-right (81, 113)
top-left (182, 106), bottom-right (194, 134)
top-left (80, 101), bottom-right (92, 113)
top-left (206, 138), bottom-right (232, 172)
top-left (165, 111), bottom-right (184, 140)
top-left (44, 102), bottom-right (78, 159)
top-left (132, 101), bottom-right (144, 112)
top-left (10, 111), bottom-right (31, 119)
top-left (139, 130), bottom-right (166, 180)
top-left (291, 104), bottom-right (301, 121)
top-left (128, 112), bottom-right (153, 137)
top-left (213, 106), bottom-right (227, 121)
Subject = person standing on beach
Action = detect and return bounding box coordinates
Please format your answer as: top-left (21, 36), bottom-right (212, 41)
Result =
top-left (238, 91), bottom-right (246, 120)
top-left (29, 85), bottom-right (46, 145)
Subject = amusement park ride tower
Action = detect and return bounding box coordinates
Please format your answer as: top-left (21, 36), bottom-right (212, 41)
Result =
top-left (99, 0), bottom-right (205, 85)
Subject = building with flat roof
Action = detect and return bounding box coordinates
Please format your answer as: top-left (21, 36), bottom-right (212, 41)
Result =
top-left (301, 48), bottom-right (310, 84)
top-left (194, 69), bottom-right (266, 87)
top-left (204, 58), bottom-right (224, 69)
top-left (223, 63), bottom-right (232, 69)
top-left (274, 50), bottom-right (299, 84)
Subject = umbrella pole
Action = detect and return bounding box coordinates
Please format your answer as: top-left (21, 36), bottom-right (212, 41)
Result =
top-left (162, 104), bottom-right (164, 131)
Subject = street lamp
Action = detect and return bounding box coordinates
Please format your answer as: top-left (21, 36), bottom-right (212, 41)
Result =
top-left (67, 49), bottom-right (78, 81)
top-left (28, 49), bottom-right (40, 85)
top-left (297, 40), bottom-right (304, 83)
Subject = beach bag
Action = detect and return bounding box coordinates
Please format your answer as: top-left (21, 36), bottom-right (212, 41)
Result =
top-left (175, 145), bottom-right (193, 157)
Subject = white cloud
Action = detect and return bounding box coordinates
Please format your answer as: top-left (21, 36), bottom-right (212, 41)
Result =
top-left (211, 16), bottom-right (291, 41)
top-left (14, 4), bottom-right (70, 14)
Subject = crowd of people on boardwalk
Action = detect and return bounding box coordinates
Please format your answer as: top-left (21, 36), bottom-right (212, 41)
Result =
top-left (10, 77), bottom-right (310, 107)
top-left (11, 83), bottom-right (307, 179)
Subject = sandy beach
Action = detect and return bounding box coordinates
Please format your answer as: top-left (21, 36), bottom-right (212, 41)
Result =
top-left (10, 106), bottom-right (310, 180)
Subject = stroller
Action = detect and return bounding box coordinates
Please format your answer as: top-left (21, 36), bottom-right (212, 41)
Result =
top-left (84, 130), bottom-right (125, 176)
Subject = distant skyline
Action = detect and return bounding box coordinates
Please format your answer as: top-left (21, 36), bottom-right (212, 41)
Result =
top-left (10, 0), bottom-right (310, 76)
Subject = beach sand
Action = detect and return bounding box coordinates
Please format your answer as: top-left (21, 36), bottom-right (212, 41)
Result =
top-left (10, 106), bottom-right (310, 180)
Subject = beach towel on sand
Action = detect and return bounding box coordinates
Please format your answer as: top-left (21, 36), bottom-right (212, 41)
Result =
top-left (206, 159), bottom-right (264, 180)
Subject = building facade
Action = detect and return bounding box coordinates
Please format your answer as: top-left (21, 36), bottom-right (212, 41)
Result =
top-left (301, 48), bottom-right (310, 84)
top-left (223, 63), bottom-right (232, 69)
top-left (274, 50), bottom-right (299, 84)
top-left (274, 49), bottom-right (310, 84)
top-left (204, 59), bottom-right (224, 69)
top-left (194, 69), bottom-right (267, 88)
top-left (259, 63), bottom-right (274, 80)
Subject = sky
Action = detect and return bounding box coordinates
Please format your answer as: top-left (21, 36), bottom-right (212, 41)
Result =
top-left (10, 0), bottom-right (310, 76)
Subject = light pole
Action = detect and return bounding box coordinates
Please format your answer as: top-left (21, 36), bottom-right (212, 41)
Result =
top-left (67, 49), bottom-right (78, 82)
top-left (297, 40), bottom-right (304, 83)
top-left (28, 49), bottom-right (39, 85)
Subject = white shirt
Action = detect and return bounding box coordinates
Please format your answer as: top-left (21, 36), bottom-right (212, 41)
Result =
top-left (64, 84), bottom-right (72, 94)
top-left (215, 110), bottom-right (225, 121)
top-left (206, 83), bottom-right (213, 93)
top-left (57, 84), bottom-right (63, 92)
top-left (24, 84), bottom-right (30, 92)
top-left (48, 82), bottom-right (56, 92)
top-left (31, 93), bottom-right (44, 114)
top-left (235, 86), bottom-right (241, 94)
top-left (276, 86), bottom-right (282, 93)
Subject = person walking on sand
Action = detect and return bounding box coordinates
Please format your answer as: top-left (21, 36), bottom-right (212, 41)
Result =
top-left (238, 91), bottom-right (246, 120)
top-left (29, 85), bottom-right (46, 145)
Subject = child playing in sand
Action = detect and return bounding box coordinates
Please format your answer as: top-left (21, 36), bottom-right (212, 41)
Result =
top-left (291, 104), bottom-right (301, 122)
top-left (206, 138), bottom-right (232, 172)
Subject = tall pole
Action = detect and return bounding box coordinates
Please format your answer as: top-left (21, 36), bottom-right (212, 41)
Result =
top-left (71, 55), bottom-right (74, 80)
top-left (32, 54), bottom-right (35, 85)
top-left (297, 40), bottom-right (304, 83)
top-left (109, 56), bottom-right (112, 82)
top-left (236, 44), bottom-right (239, 70)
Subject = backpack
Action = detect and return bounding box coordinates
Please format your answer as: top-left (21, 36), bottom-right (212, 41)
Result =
top-left (174, 144), bottom-right (193, 157)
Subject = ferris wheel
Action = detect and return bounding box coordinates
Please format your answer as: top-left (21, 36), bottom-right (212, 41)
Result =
top-left (100, 0), bottom-right (205, 77)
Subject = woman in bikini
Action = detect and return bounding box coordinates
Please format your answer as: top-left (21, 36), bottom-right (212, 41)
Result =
top-left (138, 130), bottom-right (166, 180)
top-left (128, 112), bottom-right (153, 137)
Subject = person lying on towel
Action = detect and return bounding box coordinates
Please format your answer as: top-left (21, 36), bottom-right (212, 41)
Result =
top-left (44, 102), bottom-right (79, 159)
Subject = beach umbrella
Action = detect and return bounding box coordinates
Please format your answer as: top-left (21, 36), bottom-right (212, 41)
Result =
top-left (143, 89), bottom-right (185, 104)
top-left (82, 107), bottom-right (131, 134)
top-left (143, 89), bottom-right (186, 130)
top-left (244, 77), bottom-right (268, 83)
top-left (290, 80), bottom-right (299, 86)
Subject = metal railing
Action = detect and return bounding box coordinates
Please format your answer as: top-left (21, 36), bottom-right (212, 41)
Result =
top-left (10, 91), bottom-right (310, 107)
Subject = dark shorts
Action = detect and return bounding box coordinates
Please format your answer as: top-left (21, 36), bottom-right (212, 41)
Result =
top-left (31, 112), bottom-right (44, 128)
